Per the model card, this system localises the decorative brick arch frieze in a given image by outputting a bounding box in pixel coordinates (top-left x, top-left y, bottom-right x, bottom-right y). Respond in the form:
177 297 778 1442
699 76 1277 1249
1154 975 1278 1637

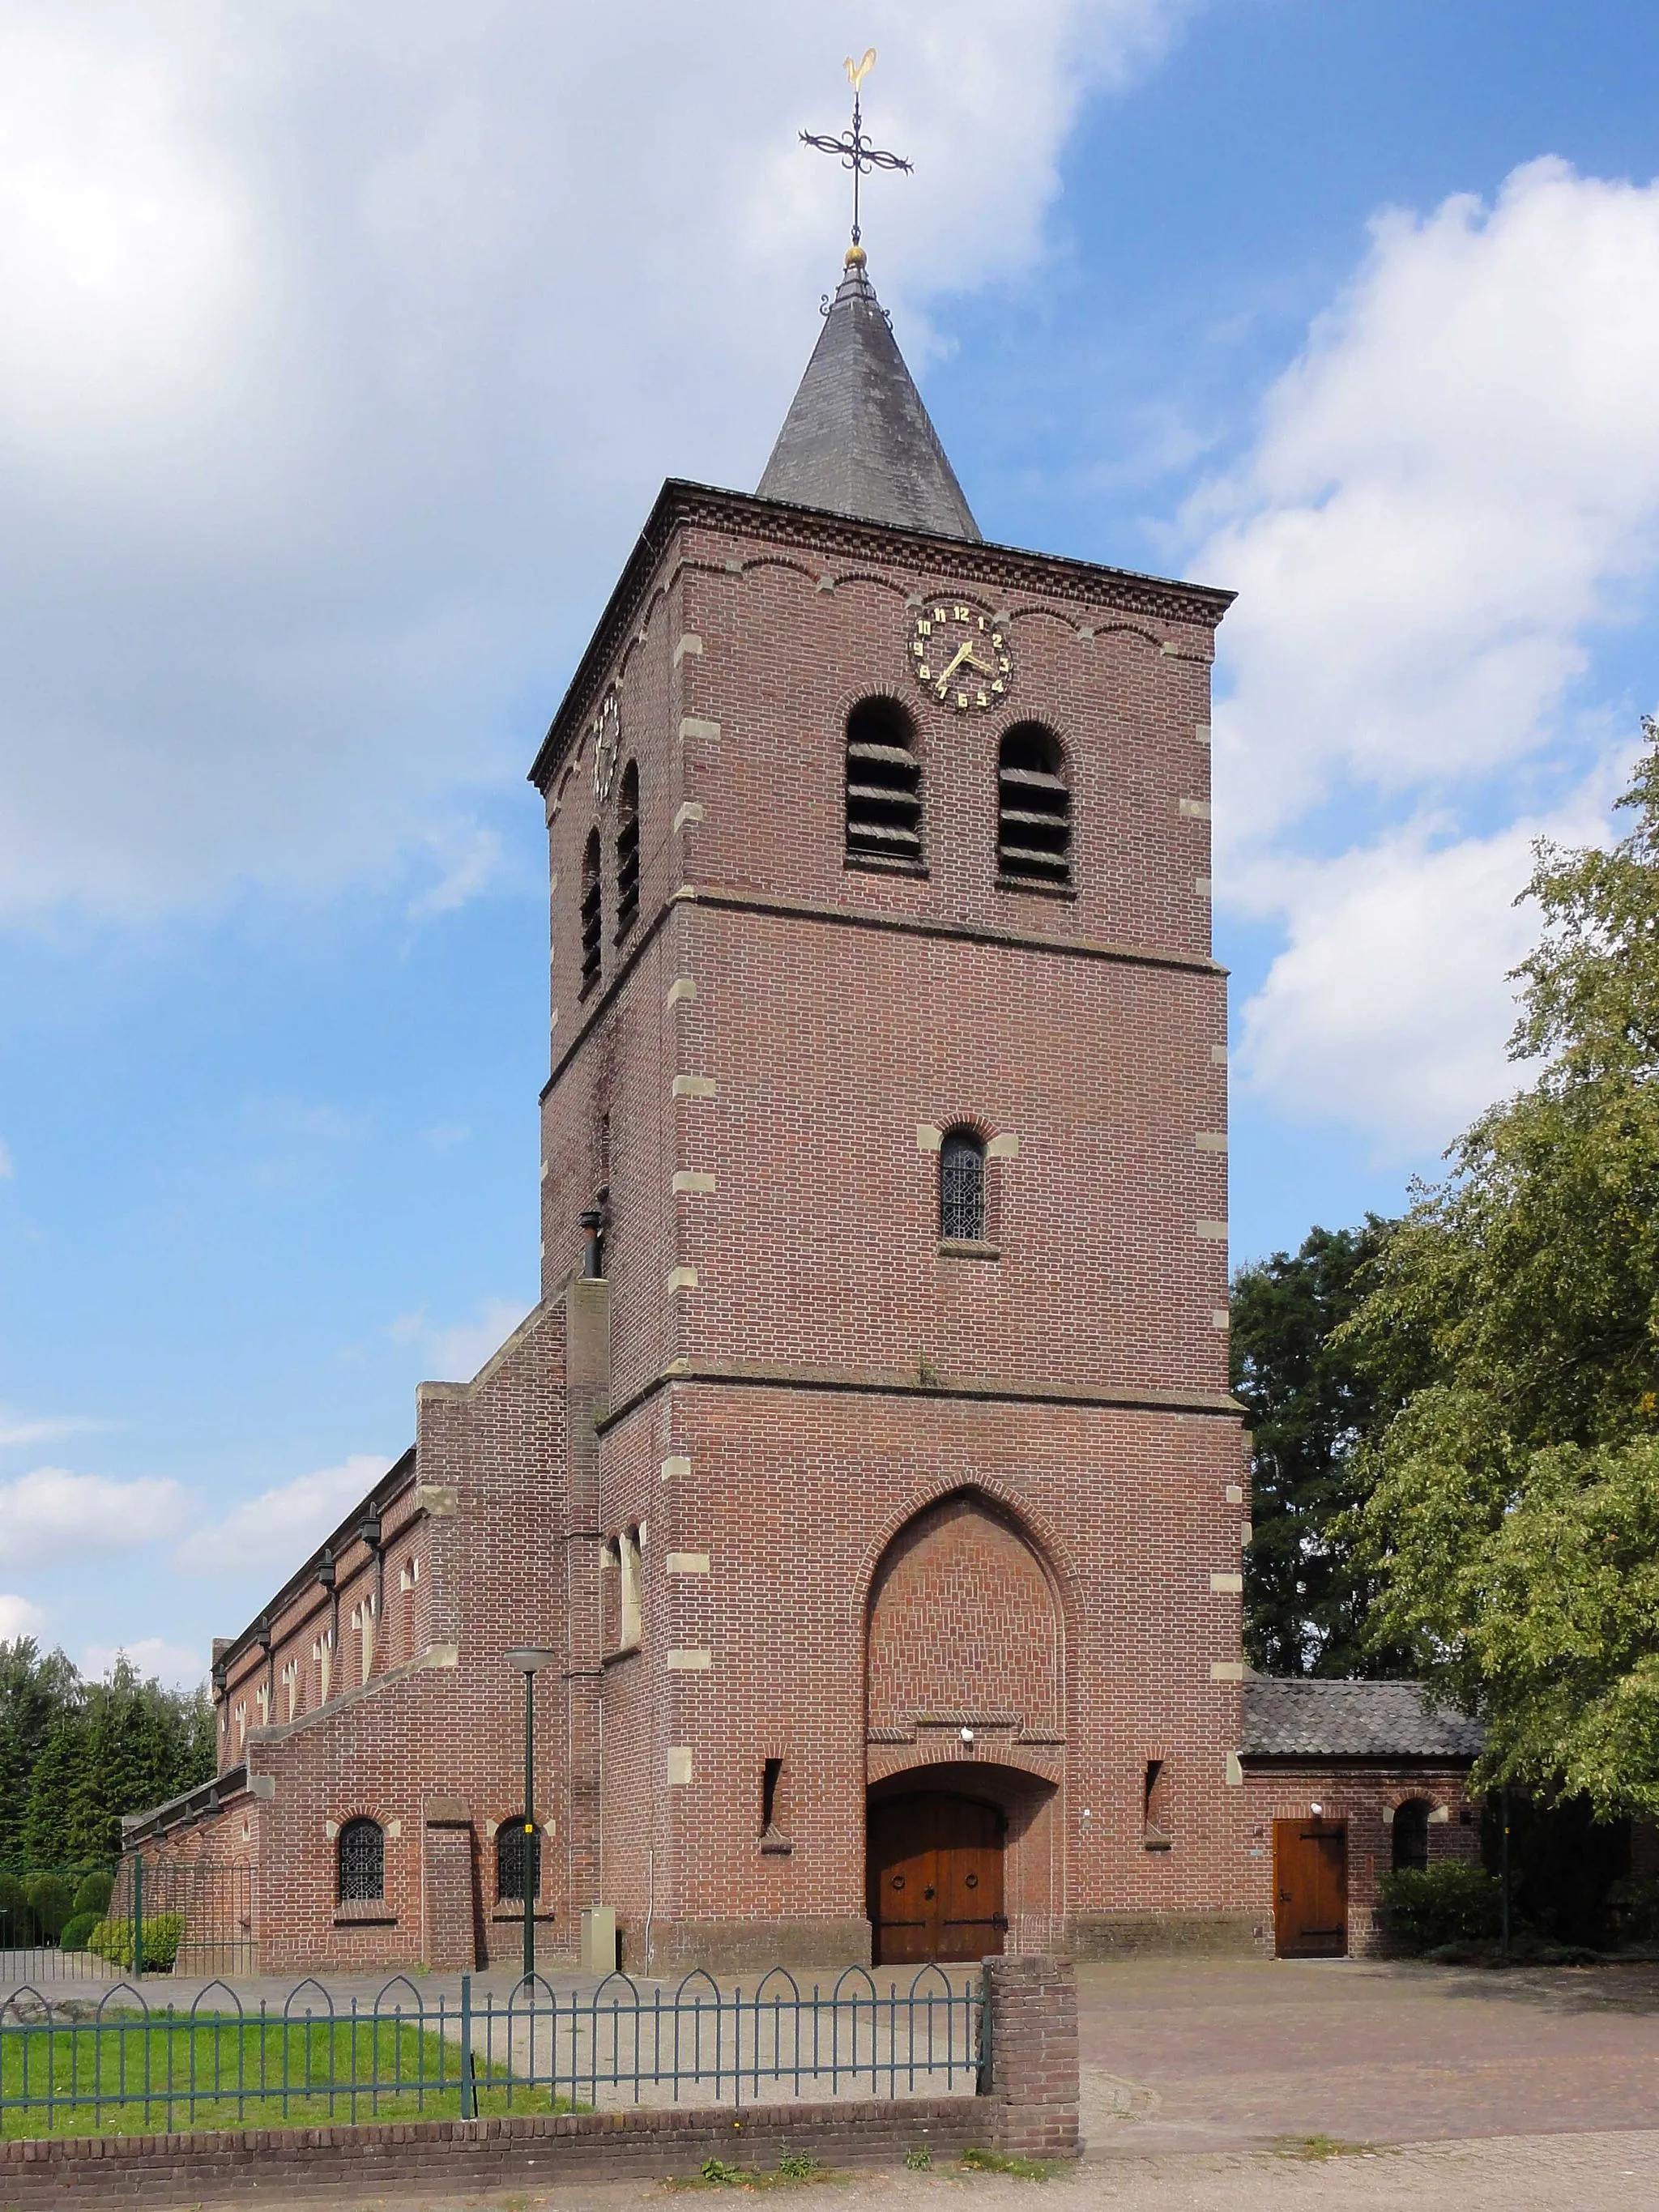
860 1486 1072 1760
851 1478 1080 1630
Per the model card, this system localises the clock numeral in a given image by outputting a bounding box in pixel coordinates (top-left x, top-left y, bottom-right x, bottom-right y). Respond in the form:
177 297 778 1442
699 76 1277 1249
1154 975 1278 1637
911 640 924 656
957 691 969 709
918 664 931 681
917 619 932 636
992 680 1004 695
953 604 970 621
936 681 949 698
998 656 1011 673
977 615 987 629
992 633 1003 648
933 607 946 622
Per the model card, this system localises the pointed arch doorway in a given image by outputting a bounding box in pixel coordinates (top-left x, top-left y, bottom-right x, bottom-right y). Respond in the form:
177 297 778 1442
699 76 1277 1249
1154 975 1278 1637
868 1791 1006 1964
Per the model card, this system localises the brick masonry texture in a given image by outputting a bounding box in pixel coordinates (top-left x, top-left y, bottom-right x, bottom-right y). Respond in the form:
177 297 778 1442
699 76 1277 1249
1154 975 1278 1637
122 481 1457 1975
0 2096 980 2210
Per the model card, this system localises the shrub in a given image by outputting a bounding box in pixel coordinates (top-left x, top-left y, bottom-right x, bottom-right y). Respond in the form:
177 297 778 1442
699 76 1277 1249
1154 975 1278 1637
23 1872 74 1941
73 1869 115 1919
58 1912 100 1952
0 1872 32 1948
1606 1876 1659 1946
87 1912 184 1972
1376 1863 1503 1950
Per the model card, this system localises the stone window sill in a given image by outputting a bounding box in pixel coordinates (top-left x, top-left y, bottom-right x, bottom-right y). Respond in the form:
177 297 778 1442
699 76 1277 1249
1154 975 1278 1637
1143 1833 1172 1854
490 1908 557 1924
602 1641 642 1668
333 1910 397 1927
939 1240 1001 1261
995 874 1075 901
761 1827 794 1857
845 854 929 880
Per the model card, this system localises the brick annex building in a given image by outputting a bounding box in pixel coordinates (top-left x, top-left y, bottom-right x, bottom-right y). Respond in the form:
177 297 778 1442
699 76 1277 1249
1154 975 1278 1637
126 248 1482 1972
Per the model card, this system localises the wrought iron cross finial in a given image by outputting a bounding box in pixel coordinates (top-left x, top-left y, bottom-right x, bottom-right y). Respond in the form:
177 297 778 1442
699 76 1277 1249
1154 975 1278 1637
799 47 912 252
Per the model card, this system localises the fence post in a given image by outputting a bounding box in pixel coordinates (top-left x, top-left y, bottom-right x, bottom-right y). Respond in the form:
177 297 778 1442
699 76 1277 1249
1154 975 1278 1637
132 1852 144 1979
459 1973 476 2120
979 1954 1078 2159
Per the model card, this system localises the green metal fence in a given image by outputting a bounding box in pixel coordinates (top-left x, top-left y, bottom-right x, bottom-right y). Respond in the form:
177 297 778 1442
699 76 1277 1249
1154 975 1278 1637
1 1967 984 2139
0 1859 250 1984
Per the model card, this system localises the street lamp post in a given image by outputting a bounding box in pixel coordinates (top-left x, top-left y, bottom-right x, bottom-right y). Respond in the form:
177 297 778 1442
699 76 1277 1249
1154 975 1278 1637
505 1648 557 1984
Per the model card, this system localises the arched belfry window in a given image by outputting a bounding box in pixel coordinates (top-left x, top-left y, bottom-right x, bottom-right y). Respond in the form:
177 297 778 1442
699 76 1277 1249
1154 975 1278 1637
846 698 921 865
940 1129 987 1242
580 828 603 993
496 1817 543 1903
998 724 1071 884
337 1818 384 1902
616 761 640 938
1392 1799 1431 1874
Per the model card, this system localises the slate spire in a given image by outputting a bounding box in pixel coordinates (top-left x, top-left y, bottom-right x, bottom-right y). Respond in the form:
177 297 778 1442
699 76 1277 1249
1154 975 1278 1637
757 250 981 543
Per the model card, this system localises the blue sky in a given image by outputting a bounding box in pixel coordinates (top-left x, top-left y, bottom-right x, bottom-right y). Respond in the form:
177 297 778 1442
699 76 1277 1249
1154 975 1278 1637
3 0 1658 1686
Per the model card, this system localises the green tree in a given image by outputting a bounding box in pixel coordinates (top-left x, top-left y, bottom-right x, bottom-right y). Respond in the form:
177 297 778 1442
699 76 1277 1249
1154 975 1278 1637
1230 1221 1416 1676
0 1639 79 1863
1350 717 1659 1815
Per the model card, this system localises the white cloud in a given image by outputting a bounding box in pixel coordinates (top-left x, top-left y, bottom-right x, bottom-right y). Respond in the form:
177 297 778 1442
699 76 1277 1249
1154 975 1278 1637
394 1295 531 1381
1192 157 1659 1151
0 0 1188 923
173 1453 392 1577
0 1466 188 1570
0 1408 112 1450
0 1593 48 1641
81 1637 206 1691
1198 158 1659 863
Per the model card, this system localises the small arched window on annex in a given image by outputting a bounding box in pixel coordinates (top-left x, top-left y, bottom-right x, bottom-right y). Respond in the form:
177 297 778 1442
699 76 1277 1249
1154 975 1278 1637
1392 1798 1431 1875
845 697 922 869
997 723 1072 888
939 1126 987 1244
615 761 640 940
337 1817 385 1903
579 828 603 995
496 1815 543 1904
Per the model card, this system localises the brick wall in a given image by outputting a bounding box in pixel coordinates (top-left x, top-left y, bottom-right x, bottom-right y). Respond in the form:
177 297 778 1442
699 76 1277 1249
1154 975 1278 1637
1242 1761 1481 1955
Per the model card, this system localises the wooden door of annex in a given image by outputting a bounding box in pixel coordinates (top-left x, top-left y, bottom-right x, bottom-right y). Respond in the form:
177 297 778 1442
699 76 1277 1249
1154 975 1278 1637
868 1793 1006 1965
1273 1818 1349 1957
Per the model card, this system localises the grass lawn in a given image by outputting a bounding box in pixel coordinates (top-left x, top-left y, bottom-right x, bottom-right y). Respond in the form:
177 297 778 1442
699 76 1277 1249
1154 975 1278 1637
1 2013 582 2139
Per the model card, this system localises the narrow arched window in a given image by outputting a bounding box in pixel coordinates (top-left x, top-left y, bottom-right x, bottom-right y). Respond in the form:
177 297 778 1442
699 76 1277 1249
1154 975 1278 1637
580 828 603 993
496 1817 542 1903
846 697 921 865
337 1818 384 1902
998 724 1071 884
616 761 640 938
1392 1799 1431 1874
940 1129 987 1242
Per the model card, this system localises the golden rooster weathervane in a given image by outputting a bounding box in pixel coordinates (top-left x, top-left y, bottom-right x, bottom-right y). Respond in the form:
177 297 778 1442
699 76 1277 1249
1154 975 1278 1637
799 47 912 262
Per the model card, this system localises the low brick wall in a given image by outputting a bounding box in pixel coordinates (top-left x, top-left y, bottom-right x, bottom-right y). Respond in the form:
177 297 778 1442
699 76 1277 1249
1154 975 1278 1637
0 1957 1080 2206
0 2096 978 2210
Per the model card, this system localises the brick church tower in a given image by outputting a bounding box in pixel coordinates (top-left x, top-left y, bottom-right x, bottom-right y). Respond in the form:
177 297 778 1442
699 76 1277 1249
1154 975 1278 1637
528 245 1249 1967
169 241 1260 1978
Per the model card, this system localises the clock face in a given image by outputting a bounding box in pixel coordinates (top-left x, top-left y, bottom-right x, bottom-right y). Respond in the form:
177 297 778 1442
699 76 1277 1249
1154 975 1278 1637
591 691 621 803
911 602 1012 713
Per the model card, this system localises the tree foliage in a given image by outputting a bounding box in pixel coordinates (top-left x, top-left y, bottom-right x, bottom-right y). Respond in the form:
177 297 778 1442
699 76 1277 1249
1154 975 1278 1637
0 1639 214 1870
1230 1221 1415 1676
1350 718 1659 1815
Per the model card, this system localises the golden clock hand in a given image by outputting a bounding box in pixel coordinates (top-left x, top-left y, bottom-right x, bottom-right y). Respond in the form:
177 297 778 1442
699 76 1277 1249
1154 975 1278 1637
937 641 972 682
962 646 996 675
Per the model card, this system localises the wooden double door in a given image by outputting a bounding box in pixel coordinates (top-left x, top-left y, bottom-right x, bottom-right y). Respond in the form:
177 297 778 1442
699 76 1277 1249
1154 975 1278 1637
1273 1818 1349 1957
868 1792 1007 1965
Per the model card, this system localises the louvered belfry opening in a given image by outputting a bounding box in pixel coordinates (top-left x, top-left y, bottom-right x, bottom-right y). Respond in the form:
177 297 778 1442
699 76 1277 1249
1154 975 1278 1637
998 723 1071 884
845 697 922 865
580 828 603 994
616 760 640 938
